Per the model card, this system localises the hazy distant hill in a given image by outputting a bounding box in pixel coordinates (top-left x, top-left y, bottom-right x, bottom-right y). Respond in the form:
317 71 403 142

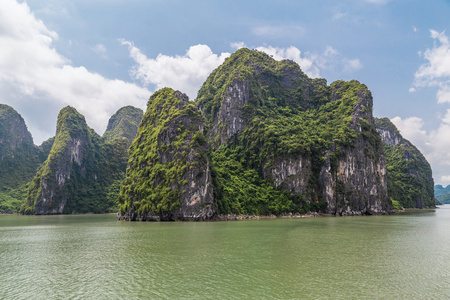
0 104 142 214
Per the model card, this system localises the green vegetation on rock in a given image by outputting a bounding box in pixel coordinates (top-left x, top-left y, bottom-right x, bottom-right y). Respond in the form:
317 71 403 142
18 105 142 214
119 48 390 220
0 104 45 212
118 88 214 220
375 117 435 208
103 106 143 145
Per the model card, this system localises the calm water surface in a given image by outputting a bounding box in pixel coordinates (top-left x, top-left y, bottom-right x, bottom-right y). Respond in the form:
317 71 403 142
2 206 450 299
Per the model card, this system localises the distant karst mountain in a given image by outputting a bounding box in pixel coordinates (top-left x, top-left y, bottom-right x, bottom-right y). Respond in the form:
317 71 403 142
375 117 435 208
434 185 450 204
118 48 392 221
0 104 49 212
19 106 142 214
0 104 142 214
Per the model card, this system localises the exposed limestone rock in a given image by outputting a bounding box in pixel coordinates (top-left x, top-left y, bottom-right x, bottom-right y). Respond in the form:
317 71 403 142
118 88 215 221
375 117 435 208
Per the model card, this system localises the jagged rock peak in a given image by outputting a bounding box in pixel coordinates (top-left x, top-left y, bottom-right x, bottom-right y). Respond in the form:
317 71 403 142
55 106 89 138
375 117 435 208
374 117 402 147
195 48 328 147
118 88 214 221
103 106 143 145
0 104 34 155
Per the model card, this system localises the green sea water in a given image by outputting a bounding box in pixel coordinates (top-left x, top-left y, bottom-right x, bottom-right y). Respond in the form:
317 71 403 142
1 206 450 299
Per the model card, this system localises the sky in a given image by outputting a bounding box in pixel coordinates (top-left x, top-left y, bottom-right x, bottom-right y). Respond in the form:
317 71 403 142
1 0 450 185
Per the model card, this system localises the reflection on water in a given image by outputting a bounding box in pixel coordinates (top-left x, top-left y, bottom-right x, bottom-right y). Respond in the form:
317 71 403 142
1 207 450 299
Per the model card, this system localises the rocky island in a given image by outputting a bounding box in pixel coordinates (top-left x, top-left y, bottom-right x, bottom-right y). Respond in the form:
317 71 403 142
118 48 393 220
0 48 437 218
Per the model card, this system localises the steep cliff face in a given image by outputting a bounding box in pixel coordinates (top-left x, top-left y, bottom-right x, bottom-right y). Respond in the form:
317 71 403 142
0 104 42 212
375 117 435 208
23 107 97 214
195 48 390 216
0 104 34 157
21 105 142 214
103 106 143 145
118 88 214 221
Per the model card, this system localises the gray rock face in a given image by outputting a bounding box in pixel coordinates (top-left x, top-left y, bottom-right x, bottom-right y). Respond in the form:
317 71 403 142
263 81 390 215
377 128 402 147
208 80 249 147
33 107 91 214
118 89 215 221
263 156 312 195
375 117 435 208
319 140 389 215
0 104 34 160
319 84 389 215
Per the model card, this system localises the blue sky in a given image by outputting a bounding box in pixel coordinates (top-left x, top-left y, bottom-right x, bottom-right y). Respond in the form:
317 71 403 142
1 0 450 184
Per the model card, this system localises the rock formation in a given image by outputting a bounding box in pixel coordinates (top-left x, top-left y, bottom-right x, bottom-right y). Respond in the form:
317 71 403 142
0 104 43 212
119 48 392 220
375 117 435 208
118 88 214 220
21 106 142 214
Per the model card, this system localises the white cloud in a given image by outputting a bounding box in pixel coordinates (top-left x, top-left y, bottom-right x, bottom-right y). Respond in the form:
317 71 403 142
121 40 230 100
93 43 107 59
252 25 306 39
407 30 450 184
0 0 149 144
230 41 246 50
391 114 450 185
440 175 450 185
414 30 450 103
122 40 364 102
343 58 363 73
437 85 450 104
254 45 320 78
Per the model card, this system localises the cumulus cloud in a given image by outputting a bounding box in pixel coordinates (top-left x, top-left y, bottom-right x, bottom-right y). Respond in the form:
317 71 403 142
254 45 320 78
229 43 362 79
0 0 149 144
406 30 450 184
122 40 364 102
391 114 450 185
413 30 450 103
121 40 230 100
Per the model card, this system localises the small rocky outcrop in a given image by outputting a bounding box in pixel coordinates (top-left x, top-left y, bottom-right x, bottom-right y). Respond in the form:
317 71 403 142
118 88 214 221
375 117 435 208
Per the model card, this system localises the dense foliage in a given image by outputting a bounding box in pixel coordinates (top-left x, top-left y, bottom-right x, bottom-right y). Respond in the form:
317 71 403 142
118 88 208 218
103 106 143 145
0 104 46 212
375 118 435 208
195 48 383 215
18 106 141 214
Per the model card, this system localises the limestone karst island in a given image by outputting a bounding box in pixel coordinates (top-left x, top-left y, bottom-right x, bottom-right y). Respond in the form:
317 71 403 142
0 48 436 219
